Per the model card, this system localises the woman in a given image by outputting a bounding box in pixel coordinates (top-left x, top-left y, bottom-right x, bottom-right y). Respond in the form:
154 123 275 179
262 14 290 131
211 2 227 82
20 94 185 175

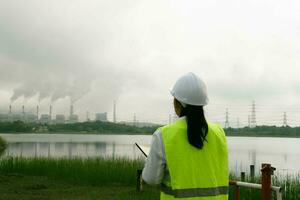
142 72 229 200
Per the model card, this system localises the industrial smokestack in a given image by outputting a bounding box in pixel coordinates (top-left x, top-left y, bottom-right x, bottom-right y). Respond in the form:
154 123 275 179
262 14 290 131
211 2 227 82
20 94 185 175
36 105 39 121
86 111 90 122
70 104 74 116
22 105 25 122
49 105 52 120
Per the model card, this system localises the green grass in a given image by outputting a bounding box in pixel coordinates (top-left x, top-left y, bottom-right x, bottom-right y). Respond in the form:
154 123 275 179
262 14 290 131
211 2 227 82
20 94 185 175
0 174 160 200
1 157 300 199
273 173 300 200
0 136 7 157
229 172 300 200
0 157 144 186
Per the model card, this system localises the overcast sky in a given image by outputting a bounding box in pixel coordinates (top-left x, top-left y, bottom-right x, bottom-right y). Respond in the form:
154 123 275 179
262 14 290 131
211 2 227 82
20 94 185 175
1 0 300 126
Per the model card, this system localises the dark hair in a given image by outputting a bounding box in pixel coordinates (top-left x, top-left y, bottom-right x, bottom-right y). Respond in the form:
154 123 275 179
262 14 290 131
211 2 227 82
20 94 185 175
180 105 208 149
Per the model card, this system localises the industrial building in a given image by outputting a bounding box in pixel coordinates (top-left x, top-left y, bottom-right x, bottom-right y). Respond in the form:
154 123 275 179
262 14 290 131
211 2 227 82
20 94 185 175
68 105 79 123
0 104 112 124
40 114 51 124
12 114 23 122
0 105 67 124
55 114 66 124
69 114 79 123
0 114 9 122
95 112 108 122
26 114 37 123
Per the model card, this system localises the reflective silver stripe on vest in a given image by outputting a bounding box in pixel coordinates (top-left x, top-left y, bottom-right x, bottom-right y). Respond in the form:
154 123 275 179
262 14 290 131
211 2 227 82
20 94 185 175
161 184 228 198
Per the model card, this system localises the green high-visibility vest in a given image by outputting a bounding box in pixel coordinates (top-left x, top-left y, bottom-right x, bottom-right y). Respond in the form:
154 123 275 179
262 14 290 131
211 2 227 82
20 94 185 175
160 118 229 200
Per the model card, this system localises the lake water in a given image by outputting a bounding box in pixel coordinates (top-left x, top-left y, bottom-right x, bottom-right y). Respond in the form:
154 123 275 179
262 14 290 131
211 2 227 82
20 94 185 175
1 133 300 175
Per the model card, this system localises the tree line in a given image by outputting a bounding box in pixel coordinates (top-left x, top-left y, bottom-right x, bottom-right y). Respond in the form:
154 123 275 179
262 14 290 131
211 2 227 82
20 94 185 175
0 121 158 134
0 121 300 137
224 125 300 137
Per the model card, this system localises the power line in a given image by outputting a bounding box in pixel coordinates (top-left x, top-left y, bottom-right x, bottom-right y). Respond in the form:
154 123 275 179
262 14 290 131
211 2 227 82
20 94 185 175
113 100 116 123
86 111 90 122
283 112 287 127
251 100 256 128
225 108 229 128
133 113 137 126
248 115 251 127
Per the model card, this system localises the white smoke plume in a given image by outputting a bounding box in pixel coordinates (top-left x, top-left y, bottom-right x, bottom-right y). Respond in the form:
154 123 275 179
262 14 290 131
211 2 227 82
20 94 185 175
10 77 92 104
10 83 37 103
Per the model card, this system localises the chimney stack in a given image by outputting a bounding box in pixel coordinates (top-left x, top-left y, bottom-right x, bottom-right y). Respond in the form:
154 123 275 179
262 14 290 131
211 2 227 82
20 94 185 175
22 105 25 122
49 105 52 120
70 104 74 116
36 105 39 121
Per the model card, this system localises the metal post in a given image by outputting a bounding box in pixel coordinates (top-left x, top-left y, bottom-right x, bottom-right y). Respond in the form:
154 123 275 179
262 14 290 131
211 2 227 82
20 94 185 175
234 186 240 200
250 165 255 182
261 163 275 200
112 142 115 160
241 172 245 182
229 181 240 200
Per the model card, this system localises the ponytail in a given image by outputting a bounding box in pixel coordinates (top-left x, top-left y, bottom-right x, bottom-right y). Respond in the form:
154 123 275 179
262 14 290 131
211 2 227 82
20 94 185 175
180 105 208 149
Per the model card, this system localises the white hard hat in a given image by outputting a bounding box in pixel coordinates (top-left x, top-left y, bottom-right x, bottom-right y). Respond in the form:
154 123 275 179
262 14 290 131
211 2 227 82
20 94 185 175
170 72 208 106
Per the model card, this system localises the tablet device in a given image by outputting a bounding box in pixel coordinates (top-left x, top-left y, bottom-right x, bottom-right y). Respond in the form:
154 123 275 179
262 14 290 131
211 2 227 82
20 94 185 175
135 143 149 157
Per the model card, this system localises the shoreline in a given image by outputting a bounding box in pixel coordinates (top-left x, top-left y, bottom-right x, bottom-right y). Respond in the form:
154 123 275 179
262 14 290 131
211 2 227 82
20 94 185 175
1 132 300 138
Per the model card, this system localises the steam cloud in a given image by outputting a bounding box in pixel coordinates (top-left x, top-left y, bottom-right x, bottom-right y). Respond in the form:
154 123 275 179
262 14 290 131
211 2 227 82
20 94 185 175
2 0 300 123
0 0 141 109
10 78 91 104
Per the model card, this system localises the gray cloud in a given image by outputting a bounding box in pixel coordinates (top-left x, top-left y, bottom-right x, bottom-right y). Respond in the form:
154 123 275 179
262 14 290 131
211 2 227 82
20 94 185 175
0 0 148 109
1 0 300 125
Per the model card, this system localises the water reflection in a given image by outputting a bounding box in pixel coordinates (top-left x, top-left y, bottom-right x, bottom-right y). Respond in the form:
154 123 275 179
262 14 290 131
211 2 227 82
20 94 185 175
1 134 300 174
6 142 108 158
228 143 300 175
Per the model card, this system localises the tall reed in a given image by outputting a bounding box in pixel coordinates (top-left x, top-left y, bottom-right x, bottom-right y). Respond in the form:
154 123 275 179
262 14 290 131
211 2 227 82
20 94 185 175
0 136 7 157
0 157 300 199
0 156 144 186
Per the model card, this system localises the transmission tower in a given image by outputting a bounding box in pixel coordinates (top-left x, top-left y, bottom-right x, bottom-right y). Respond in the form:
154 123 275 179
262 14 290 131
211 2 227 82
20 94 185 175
237 117 240 129
113 100 116 123
251 101 256 128
22 105 25 121
133 113 137 126
86 111 90 122
248 115 251 127
225 108 229 128
283 112 287 127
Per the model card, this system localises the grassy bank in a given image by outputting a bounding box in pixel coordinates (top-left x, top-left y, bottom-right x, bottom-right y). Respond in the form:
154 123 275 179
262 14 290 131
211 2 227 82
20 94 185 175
0 157 144 186
0 157 300 199
0 136 6 156
0 174 159 200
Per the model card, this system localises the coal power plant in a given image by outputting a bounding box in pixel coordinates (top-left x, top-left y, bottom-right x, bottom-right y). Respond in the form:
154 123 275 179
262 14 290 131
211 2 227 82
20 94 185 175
0 104 108 124
0 94 115 125
0 93 115 124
